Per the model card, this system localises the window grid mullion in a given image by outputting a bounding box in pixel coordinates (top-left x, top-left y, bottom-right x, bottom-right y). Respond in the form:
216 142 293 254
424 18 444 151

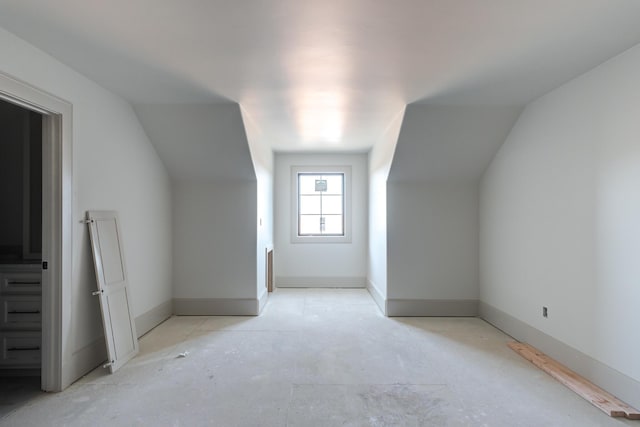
319 174 323 234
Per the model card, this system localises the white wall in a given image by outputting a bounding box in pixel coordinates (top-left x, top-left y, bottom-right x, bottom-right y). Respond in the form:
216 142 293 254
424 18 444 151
380 105 517 310
274 153 367 286
387 182 479 301
0 26 172 382
367 171 388 296
254 168 273 303
481 42 640 392
367 109 405 301
172 180 257 299
135 104 263 310
242 108 274 305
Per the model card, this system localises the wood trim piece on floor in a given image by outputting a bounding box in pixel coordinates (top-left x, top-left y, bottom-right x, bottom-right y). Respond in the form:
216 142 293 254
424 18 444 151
386 299 478 317
135 300 173 338
173 298 260 316
276 276 366 288
480 301 640 410
266 249 274 293
366 279 386 315
508 342 639 419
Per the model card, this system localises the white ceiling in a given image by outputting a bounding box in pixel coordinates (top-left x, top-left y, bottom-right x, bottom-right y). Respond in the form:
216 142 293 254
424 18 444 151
389 105 523 182
1 1 640 153
134 104 255 181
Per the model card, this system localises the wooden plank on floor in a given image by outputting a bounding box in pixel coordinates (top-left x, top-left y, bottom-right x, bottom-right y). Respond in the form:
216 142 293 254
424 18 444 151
508 342 640 420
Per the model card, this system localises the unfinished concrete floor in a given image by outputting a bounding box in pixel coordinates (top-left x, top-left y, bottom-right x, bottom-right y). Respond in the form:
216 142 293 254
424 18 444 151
0 288 634 426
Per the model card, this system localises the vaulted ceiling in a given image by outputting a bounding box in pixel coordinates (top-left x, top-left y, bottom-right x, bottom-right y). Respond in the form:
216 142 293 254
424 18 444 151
1 1 640 157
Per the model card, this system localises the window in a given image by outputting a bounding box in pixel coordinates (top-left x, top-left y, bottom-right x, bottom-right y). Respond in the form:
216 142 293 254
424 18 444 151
298 173 344 236
291 166 351 243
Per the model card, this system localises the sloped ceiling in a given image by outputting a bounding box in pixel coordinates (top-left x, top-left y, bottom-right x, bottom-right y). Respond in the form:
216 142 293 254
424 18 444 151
389 105 523 182
1 0 640 156
133 104 255 182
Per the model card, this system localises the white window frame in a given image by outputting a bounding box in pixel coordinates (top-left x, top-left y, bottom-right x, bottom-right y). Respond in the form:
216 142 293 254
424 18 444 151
291 165 352 243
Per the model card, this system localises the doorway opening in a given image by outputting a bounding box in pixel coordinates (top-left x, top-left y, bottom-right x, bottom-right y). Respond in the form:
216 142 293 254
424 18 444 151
0 71 72 394
0 99 45 413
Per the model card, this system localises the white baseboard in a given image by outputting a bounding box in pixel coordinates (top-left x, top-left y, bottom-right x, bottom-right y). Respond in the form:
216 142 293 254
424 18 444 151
276 276 365 288
386 299 478 317
480 301 640 410
63 337 106 389
366 279 386 315
135 300 173 338
62 299 172 388
173 298 260 315
257 289 269 314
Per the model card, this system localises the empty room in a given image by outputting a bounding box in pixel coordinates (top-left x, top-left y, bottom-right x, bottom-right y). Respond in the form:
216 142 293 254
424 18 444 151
0 1 639 426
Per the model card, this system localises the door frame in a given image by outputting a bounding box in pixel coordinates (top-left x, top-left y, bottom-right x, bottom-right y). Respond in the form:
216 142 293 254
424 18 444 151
0 71 72 392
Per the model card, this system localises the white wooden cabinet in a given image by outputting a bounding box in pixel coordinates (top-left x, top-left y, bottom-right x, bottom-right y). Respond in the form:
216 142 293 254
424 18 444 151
0 264 41 369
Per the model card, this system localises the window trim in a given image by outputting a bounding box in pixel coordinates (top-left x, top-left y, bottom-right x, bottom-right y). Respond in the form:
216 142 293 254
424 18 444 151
291 165 352 243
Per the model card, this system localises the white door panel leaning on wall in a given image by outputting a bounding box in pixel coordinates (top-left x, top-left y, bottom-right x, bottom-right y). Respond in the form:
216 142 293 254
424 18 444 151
86 210 138 373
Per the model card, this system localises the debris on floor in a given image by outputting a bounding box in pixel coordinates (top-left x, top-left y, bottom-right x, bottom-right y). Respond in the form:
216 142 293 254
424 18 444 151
508 341 639 420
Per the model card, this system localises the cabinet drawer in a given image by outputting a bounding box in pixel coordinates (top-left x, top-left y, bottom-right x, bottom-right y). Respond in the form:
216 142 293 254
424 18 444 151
0 332 41 366
1 296 41 329
1 272 42 294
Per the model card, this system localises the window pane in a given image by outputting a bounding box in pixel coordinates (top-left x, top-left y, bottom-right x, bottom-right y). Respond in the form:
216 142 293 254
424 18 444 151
323 215 344 235
299 215 321 235
299 174 319 194
321 195 343 215
299 195 320 215
324 174 343 195
295 169 347 239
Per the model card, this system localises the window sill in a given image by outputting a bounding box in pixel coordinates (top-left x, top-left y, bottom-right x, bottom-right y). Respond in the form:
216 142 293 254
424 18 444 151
291 235 352 244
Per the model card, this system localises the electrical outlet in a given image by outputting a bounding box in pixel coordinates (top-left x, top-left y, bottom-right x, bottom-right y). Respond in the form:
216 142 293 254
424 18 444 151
542 306 548 318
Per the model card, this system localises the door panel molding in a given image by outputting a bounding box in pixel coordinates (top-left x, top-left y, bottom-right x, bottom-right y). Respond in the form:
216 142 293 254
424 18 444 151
86 211 138 373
